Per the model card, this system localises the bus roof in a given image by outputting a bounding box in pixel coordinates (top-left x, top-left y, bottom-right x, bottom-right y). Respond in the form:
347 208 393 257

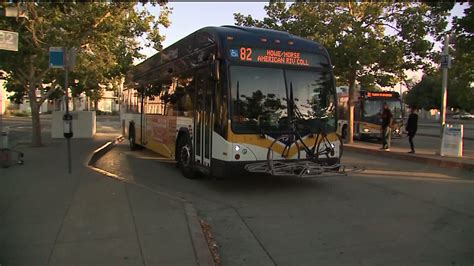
132 26 330 83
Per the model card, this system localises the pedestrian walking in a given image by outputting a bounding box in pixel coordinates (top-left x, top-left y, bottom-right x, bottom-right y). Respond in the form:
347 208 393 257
380 102 393 151
406 107 418 153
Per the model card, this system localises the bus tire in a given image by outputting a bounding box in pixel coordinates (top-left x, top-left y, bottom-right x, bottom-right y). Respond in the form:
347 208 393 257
129 124 137 151
176 136 197 179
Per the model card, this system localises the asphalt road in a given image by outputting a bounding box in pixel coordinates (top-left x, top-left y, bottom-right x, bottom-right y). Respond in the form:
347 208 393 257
96 143 474 266
0 115 51 147
418 118 474 139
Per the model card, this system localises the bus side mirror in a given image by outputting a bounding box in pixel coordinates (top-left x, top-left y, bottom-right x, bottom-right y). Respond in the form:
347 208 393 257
210 56 220 81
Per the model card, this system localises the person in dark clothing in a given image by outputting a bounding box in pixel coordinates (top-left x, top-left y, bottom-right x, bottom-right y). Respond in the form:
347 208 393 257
405 107 418 153
380 102 393 150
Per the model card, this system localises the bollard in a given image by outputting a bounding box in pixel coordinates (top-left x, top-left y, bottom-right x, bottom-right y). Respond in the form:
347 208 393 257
1 127 9 149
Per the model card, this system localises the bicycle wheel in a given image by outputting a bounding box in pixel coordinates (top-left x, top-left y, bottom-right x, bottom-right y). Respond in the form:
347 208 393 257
314 134 343 166
267 134 301 175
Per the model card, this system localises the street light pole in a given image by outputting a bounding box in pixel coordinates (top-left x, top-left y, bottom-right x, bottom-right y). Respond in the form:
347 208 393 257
440 34 449 133
64 47 72 174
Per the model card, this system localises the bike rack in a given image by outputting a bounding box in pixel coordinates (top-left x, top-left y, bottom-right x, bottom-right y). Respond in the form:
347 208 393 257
245 160 363 178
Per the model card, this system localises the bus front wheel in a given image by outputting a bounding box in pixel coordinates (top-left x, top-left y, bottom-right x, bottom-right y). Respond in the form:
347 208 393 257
176 137 197 179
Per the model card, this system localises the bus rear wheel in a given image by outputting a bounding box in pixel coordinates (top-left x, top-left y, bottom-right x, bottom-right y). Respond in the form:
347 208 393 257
177 137 197 179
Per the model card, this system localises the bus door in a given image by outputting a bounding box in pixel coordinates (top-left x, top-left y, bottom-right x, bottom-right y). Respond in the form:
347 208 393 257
194 68 213 167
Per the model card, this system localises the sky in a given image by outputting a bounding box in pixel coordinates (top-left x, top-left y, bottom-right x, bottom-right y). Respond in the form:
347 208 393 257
138 2 469 91
138 2 267 58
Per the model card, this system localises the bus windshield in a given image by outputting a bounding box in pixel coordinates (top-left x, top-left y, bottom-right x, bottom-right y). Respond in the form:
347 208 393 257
363 99 402 120
230 65 336 133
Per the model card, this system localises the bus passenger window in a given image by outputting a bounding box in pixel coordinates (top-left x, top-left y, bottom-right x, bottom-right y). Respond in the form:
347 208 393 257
176 76 194 117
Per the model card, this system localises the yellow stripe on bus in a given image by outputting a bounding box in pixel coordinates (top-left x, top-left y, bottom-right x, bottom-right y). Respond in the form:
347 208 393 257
227 124 339 157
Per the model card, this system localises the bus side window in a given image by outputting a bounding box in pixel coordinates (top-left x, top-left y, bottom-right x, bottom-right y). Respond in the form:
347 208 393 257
160 80 176 116
175 73 194 117
141 83 160 115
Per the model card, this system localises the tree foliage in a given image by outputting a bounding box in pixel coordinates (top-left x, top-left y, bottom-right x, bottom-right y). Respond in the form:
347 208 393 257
234 2 451 142
450 2 474 111
406 2 474 112
0 2 170 146
405 74 441 110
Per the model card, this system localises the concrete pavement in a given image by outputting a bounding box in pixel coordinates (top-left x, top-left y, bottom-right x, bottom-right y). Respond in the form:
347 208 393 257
0 122 213 265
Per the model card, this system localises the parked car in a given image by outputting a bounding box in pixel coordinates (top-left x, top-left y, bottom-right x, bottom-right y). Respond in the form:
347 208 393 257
452 112 474 120
460 112 474 120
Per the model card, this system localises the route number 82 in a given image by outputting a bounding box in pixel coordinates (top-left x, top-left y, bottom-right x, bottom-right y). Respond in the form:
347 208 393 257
240 47 252 61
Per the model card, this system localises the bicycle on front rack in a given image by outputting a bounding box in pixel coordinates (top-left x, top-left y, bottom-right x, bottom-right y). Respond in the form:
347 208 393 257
244 82 353 178
265 119 343 178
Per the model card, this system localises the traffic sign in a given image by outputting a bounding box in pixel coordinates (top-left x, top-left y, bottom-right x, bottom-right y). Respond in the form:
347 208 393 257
49 47 65 68
441 54 451 69
0 30 18 52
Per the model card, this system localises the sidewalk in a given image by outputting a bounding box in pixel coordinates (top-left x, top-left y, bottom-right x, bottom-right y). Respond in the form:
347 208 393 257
345 140 474 172
0 131 213 265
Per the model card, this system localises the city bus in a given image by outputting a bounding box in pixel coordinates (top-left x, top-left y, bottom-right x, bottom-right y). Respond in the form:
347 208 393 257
337 89 403 140
121 26 339 178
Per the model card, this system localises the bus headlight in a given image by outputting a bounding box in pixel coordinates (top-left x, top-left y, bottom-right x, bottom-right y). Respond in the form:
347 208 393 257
235 145 240 151
363 128 370 133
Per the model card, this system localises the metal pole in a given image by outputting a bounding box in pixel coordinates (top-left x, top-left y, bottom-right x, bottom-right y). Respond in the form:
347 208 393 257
64 47 72 174
439 34 449 154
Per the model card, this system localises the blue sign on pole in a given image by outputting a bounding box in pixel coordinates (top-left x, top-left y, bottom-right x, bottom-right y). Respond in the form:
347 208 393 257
49 47 64 68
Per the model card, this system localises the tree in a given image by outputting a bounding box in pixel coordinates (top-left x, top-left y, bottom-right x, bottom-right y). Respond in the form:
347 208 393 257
406 70 471 111
451 2 474 111
405 74 441 110
0 2 170 146
235 2 451 143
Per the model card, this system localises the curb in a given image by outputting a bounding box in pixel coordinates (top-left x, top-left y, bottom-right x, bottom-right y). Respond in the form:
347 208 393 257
345 145 474 172
87 136 215 266
185 203 216 266
87 135 124 166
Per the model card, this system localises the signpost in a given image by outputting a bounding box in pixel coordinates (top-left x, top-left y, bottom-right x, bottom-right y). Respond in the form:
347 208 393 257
0 30 18 52
49 47 65 68
50 47 76 173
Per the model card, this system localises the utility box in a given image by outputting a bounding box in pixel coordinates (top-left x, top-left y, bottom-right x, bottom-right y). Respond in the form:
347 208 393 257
52 111 96 138
441 124 463 157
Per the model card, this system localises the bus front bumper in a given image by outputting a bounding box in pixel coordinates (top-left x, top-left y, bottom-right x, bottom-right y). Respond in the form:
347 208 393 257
211 158 340 178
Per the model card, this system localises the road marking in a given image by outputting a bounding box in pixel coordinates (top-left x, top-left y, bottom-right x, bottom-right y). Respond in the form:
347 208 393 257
358 169 474 183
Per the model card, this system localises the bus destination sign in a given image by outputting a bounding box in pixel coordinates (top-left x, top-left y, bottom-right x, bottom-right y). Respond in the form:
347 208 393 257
229 47 327 67
367 92 396 98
